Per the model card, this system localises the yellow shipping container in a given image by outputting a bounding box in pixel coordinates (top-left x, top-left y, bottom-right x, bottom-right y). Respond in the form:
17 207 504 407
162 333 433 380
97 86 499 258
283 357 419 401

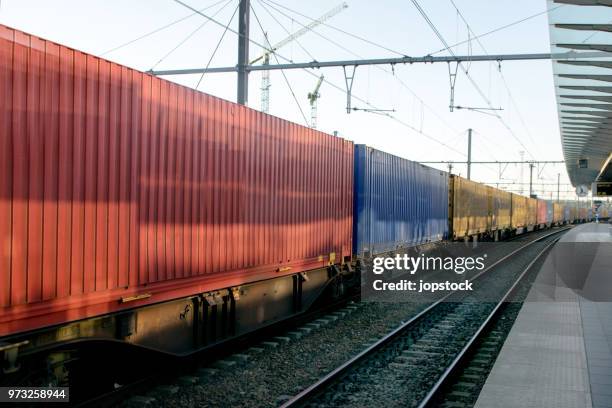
489 186 512 230
450 176 489 238
569 203 577 222
553 202 564 223
511 193 528 229
527 197 538 228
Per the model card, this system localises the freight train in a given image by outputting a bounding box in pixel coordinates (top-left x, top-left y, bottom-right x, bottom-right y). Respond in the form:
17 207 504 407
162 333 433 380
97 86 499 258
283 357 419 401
0 24 606 384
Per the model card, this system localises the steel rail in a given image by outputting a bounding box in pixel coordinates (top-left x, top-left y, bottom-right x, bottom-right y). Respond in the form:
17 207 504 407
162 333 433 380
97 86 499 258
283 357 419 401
280 227 570 408
417 234 561 408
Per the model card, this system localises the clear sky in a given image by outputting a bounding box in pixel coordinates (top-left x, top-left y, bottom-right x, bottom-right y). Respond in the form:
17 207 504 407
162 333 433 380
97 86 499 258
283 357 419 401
0 0 584 199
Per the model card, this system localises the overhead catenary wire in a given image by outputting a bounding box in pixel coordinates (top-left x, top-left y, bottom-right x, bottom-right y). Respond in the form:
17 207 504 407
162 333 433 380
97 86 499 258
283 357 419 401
255 0 316 62
150 0 234 71
257 0 468 156
258 0 463 137
259 0 362 65
471 129 500 162
579 17 612 44
172 0 278 55
100 0 229 56
430 3 566 55
447 0 561 184
262 0 566 68
264 0 408 57
316 75 469 157
245 0 570 142
448 0 542 156
195 2 239 90
250 3 310 126
171 0 466 157
307 70 468 156
410 0 537 162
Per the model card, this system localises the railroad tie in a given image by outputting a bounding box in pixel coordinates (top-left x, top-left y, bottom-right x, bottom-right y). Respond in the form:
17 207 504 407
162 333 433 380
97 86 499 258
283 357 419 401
228 354 250 363
151 385 179 397
261 341 280 349
176 376 200 386
124 395 156 408
214 359 237 369
286 331 303 340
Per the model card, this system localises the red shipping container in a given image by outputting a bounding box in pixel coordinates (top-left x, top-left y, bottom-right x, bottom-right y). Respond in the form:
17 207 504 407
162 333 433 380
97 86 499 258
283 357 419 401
0 24 354 337
536 199 547 225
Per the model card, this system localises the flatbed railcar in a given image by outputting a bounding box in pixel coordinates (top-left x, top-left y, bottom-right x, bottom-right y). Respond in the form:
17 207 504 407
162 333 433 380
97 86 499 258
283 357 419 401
0 23 355 378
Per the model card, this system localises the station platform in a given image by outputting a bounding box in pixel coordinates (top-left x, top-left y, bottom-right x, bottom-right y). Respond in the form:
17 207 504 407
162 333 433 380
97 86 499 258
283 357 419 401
476 222 612 408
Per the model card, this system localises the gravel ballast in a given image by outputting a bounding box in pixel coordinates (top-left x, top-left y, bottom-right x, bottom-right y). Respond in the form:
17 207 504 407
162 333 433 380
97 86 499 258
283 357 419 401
122 228 569 408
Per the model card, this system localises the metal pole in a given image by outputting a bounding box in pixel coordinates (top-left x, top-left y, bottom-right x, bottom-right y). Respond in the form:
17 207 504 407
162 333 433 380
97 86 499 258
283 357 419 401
557 173 560 202
518 151 525 195
467 129 472 180
237 0 250 105
150 51 608 76
529 163 534 197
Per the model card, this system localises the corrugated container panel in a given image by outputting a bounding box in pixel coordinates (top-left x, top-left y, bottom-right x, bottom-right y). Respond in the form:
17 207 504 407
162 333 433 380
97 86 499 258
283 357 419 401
511 194 528 229
489 187 511 230
527 197 538 227
352 145 448 256
569 204 577 222
536 199 547 225
548 201 554 223
553 203 564 223
451 176 489 238
0 24 354 336
546 201 553 224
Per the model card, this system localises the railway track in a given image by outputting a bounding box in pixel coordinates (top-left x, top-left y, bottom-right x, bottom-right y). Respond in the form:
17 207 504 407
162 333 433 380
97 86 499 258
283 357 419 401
419 236 557 408
79 228 568 407
280 228 568 408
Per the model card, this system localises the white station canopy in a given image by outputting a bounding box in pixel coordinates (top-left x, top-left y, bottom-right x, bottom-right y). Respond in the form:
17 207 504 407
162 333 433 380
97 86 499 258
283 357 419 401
548 0 612 186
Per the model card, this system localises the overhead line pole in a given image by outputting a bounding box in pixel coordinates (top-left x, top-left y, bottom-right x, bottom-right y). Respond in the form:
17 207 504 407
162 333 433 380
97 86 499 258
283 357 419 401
529 163 534 197
149 51 606 76
237 0 250 105
467 128 472 180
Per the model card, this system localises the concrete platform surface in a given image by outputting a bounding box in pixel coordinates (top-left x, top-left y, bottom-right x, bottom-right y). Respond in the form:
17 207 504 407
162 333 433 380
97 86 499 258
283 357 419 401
475 222 612 408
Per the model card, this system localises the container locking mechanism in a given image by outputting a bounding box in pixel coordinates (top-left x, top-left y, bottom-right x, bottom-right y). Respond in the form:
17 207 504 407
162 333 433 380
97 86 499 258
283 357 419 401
203 290 227 306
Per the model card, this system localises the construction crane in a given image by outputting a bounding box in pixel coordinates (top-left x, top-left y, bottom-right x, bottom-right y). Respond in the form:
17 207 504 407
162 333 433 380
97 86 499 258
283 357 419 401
251 2 348 113
308 75 324 129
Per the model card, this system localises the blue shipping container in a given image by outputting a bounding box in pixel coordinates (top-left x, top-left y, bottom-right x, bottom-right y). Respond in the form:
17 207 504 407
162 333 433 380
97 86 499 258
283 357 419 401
546 201 554 224
353 145 449 256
